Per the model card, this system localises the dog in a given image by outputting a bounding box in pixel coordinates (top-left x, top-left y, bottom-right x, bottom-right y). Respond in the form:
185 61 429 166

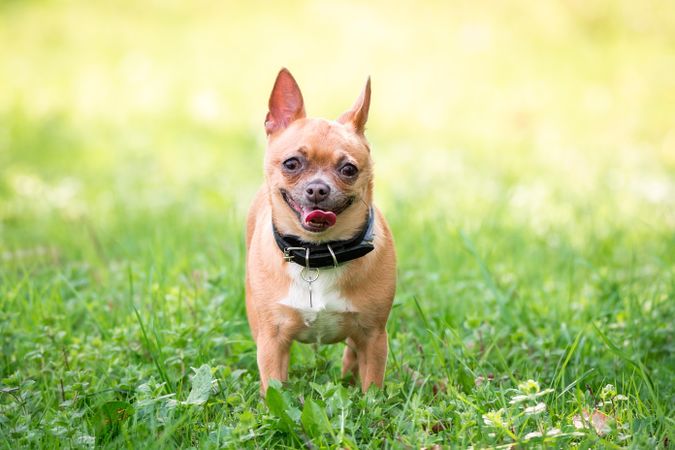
245 68 396 393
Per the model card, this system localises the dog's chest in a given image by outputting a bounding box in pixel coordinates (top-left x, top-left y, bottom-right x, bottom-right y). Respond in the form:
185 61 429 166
278 265 355 343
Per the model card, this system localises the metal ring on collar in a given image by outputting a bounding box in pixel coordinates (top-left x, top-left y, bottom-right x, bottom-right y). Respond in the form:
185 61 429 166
301 266 320 283
302 247 320 282
326 243 338 267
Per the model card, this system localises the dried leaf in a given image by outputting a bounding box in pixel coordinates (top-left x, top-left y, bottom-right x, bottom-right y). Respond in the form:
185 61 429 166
573 409 611 436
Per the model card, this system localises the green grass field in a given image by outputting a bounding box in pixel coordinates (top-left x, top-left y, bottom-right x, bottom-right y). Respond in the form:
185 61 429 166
1 0 673 448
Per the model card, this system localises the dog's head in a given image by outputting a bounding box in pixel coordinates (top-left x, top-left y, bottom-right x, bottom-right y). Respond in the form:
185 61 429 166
263 69 373 242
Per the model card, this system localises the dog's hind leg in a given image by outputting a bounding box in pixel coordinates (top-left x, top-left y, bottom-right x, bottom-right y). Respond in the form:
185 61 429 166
341 337 359 379
346 329 388 391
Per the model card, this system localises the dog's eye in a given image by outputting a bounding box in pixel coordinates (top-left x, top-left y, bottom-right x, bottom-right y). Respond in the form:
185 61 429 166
282 157 301 172
339 163 358 178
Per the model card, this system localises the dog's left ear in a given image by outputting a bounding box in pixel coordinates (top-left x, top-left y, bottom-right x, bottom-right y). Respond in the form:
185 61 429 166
337 77 371 135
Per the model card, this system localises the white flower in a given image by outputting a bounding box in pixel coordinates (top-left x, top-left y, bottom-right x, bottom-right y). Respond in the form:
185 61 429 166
518 379 541 393
509 394 528 404
509 388 554 404
524 402 547 415
482 409 507 427
525 427 561 441
600 384 617 400
524 431 542 440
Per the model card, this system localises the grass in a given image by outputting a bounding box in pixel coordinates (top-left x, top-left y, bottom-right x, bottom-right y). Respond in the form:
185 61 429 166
1 0 674 448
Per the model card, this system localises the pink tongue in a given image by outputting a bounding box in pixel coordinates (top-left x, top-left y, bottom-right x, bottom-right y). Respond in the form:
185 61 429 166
304 209 337 227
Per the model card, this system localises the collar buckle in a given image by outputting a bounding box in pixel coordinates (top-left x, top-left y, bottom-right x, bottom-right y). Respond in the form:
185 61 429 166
283 246 306 263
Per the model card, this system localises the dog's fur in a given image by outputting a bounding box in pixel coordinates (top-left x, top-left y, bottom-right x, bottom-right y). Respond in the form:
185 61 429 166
245 69 396 393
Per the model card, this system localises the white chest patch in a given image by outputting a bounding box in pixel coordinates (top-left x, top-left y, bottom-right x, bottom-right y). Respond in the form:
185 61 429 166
278 264 355 343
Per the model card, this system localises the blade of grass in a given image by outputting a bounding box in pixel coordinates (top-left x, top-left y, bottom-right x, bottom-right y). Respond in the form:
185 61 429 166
128 265 174 393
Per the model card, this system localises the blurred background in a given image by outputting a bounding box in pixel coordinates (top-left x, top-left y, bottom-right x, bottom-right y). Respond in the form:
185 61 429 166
1 0 673 260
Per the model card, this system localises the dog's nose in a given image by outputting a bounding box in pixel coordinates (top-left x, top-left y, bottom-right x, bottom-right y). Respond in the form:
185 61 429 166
304 181 331 203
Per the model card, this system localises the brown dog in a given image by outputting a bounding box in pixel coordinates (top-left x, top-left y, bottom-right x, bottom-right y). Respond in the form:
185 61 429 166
245 68 396 393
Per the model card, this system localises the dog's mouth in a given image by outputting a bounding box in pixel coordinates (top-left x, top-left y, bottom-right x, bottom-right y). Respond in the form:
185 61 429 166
280 189 353 232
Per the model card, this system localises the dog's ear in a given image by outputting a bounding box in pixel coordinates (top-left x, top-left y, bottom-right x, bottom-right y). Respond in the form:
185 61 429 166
265 68 306 136
337 77 371 135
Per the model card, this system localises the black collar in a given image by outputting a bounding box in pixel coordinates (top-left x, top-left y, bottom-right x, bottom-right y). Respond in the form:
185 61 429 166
273 207 375 268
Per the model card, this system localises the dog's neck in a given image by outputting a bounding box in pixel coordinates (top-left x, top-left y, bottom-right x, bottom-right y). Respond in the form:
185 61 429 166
272 207 375 269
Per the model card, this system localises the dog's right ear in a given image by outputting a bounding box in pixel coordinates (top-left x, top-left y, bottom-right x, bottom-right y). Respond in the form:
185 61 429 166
265 68 306 136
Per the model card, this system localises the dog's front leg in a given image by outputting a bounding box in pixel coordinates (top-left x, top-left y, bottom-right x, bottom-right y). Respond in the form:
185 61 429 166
256 332 291 394
354 329 388 392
